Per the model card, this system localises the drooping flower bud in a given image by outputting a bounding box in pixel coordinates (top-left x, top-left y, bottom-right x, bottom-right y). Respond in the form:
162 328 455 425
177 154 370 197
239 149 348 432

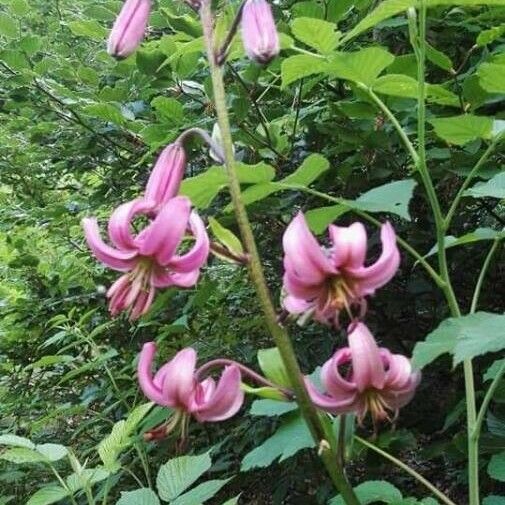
107 0 151 59
240 0 280 64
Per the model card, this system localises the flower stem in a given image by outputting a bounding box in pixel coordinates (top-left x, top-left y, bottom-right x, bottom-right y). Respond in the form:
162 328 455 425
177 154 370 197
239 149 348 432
470 239 501 314
199 2 359 503
354 436 458 505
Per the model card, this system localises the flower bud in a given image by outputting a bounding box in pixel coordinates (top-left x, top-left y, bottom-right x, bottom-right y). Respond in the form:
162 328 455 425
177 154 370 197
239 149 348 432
240 0 280 64
107 0 151 59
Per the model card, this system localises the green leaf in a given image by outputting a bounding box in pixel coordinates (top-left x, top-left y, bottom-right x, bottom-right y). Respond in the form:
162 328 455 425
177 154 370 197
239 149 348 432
477 25 505 46
208 218 243 256
488 452 505 482
292 1 325 18
426 42 453 71
478 62 505 94
464 172 505 199
241 414 314 471
305 205 349 234
291 17 340 54
116 489 160 505
10 0 30 16
0 447 47 464
67 20 108 41
156 452 212 501
241 384 287 401
281 54 328 87
84 103 126 127
36 444 68 462
0 13 18 38
25 355 74 370
0 434 35 449
430 115 494 145
26 486 69 505
151 97 184 124
221 496 241 505
373 74 418 98
327 47 395 86
282 153 330 185
453 312 505 365
484 359 505 382
249 399 298 416
257 348 291 387
330 480 402 504
66 468 110 493
412 318 459 369
170 479 232 505
483 496 505 505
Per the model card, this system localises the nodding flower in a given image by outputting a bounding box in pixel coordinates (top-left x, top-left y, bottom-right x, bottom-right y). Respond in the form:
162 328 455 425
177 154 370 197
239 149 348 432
138 343 245 439
107 0 151 59
282 212 400 327
240 0 280 64
305 322 420 424
82 196 209 320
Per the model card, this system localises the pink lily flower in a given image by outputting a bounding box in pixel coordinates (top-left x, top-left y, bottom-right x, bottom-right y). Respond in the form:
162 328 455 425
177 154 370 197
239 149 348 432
306 322 420 423
144 143 186 210
282 212 400 326
241 0 280 64
107 0 151 59
138 342 244 424
82 196 209 320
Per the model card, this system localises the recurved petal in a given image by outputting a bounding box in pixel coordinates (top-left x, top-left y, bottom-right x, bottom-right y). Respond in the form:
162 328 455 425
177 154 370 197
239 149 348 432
384 353 416 389
168 211 209 273
282 294 314 314
137 342 171 406
161 348 197 409
283 212 334 283
305 377 357 414
328 222 367 269
346 222 400 296
321 349 356 398
151 269 200 289
136 196 191 263
82 217 138 271
348 322 386 392
193 365 244 422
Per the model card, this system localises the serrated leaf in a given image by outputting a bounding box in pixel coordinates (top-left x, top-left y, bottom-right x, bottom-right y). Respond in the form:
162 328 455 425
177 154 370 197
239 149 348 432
327 47 395 86
241 414 314 471
330 480 402 504
478 62 505 94
291 17 340 54
170 479 232 505
281 54 328 87
26 486 69 505
116 488 160 505
249 399 298 416
156 452 212 501
151 97 184 124
464 172 505 199
84 103 126 127
0 434 35 449
430 114 494 145
412 318 458 369
488 452 505 482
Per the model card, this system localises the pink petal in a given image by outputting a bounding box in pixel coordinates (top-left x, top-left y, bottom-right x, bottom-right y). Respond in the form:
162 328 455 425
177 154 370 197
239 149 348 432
151 270 200 288
282 271 326 300
305 377 357 414
348 322 386 392
136 196 191 263
107 0 151 58
145 143 186 207
82 218 138 271
167 211 210 273
283 212 334 284
193 365 244 422
107 198 153 251
137 342 171 406
129 286 156 320
346 222 400 296
282 294 315 314
328 222 367 269
321 349 357 398
384 353 415 389
161 348 197 410
107 274 132 315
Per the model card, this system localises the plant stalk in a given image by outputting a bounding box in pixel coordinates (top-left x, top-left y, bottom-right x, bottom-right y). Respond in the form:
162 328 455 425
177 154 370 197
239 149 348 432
199 2 359 502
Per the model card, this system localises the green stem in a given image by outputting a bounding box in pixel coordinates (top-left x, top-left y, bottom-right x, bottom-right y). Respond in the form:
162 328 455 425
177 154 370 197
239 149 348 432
470 239 500 314
445 139 500 229
199 2 359 503
49 464 79 505
355 436 458 505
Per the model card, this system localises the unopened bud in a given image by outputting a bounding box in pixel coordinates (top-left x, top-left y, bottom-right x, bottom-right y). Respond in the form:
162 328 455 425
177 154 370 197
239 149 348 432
107 0 151 59
241 0 280 64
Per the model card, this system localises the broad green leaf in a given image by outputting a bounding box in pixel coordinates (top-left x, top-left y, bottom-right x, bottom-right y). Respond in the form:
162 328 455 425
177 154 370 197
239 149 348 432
241 414 314 470
0 13 18 38
116 489 160 505
26 487 69 505
0 447 47 464
156 452 212 501
478 62 505 94
282 153 330 185
170 479 232 505
281 54 328 87
67 20 108 41
291 17 340 54
305 205 349 234
221 496 241 505
292 1 325 18
373 74 418 98
426 42 453 71
484 359 505 382
10 0 30 16
412 318 458 368
464 172 505 199
484 496 505 505
430 114 494 145
66 468 110 493
257 348 291 387
0 434 35 449
330 480 402 504
488 452 505 482
327 47 395 86
249 399 298 416
208 218 243 256
84 103 126 127
151 97 184 124
36 444 68 462
477 25 505 46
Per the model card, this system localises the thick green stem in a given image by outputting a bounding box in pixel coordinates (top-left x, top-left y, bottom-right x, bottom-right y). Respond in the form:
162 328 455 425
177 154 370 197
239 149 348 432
199 2 359 503
355 436 458 505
